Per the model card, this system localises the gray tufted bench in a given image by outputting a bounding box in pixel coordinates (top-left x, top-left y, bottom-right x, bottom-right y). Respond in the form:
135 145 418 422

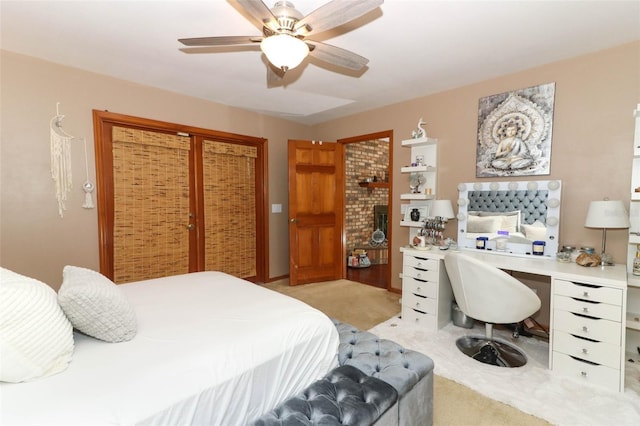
332 319 434 426
251 365 398 426
253 319 434 426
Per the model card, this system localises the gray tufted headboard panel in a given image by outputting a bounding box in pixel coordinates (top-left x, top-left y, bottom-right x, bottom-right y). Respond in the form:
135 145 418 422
468 190 549 225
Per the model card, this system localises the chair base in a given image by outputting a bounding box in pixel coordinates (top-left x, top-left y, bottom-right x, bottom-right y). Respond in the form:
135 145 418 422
456 335 528 368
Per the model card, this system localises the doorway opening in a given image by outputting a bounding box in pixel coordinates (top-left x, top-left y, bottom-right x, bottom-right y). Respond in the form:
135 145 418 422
339 131 393 289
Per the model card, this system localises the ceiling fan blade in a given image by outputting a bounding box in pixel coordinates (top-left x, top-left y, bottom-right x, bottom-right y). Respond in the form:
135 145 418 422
294 0 383 36
178 36 262 47
306 40 369 70
236 0 279 32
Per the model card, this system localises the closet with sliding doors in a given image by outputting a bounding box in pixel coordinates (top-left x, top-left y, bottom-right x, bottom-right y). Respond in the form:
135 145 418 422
92 110 267 284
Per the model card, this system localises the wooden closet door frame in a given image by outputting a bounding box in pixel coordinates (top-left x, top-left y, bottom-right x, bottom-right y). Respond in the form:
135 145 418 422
92 110 268 283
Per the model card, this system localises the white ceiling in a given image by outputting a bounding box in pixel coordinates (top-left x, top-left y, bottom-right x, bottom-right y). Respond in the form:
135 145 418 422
2 0 639 125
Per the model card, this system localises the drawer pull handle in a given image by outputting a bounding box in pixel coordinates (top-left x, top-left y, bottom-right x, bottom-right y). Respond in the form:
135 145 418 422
417 262 423 267
415 302 421 308
582 348 588 355
416 273 422 279
583 291 589 297
415 318 419 323
416 287 421 292
582 307 589 313
580 371 587 378
582 326 589 332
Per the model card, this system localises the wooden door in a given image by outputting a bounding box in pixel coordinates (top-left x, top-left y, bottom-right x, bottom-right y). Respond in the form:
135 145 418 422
288 140 344 285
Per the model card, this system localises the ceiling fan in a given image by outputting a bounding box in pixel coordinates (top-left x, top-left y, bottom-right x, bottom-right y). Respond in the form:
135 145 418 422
178 0 383 80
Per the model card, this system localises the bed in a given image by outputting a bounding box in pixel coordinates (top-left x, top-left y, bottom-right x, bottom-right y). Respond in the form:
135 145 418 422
0 269 339 425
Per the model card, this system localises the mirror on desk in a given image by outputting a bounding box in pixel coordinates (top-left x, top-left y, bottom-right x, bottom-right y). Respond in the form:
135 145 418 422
456 180 562 257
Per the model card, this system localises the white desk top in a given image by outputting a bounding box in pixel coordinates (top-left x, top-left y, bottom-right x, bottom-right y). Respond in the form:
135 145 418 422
401 246 628 289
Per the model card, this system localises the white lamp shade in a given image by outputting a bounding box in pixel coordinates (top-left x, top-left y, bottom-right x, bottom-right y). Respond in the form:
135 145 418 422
260 34 309 70
430 199 455 219
584 200 630 229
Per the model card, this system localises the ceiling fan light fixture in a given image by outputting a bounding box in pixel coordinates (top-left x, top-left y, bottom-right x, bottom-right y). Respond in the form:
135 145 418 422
260 34 309 71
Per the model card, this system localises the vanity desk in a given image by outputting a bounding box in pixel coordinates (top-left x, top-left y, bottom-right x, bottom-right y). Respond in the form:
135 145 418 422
400 246 628 393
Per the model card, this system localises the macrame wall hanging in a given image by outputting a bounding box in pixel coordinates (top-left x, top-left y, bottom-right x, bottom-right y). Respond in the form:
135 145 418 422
49 103 94 217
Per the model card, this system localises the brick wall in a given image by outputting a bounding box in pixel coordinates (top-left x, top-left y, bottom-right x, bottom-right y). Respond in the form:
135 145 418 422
345 139 389 255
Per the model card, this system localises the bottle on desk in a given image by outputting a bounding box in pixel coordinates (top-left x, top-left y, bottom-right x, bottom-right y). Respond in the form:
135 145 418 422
633 244 640 276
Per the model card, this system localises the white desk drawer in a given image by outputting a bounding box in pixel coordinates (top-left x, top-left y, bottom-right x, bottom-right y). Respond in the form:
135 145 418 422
403 276 438 298
554 279 622 305
403 265 438 281
554 295 622 322
553 310 621 345
403 292 437 314
552 352 620 392
404 256 439 271
553 330 621 369
402 306 436 329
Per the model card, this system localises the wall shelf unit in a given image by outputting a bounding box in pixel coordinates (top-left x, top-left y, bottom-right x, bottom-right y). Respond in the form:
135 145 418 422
399 136 438 243
626 103 640 358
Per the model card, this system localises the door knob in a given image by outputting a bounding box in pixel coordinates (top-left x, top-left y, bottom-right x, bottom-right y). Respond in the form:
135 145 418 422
186 224 195 231
290 218 297 223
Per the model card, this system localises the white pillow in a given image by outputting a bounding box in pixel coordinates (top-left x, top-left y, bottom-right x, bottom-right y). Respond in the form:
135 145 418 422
0 267 74 383
466 215 501 233
499 214 520 234
522 221 547 241
477 210 521 233
58 266 137 343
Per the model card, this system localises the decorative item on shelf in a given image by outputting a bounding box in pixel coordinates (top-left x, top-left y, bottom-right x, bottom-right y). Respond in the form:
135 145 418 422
584 199 630 266
633 244 640 276
410 208 421 221
412 234 428 248
409 173 424 193
411 117 427 139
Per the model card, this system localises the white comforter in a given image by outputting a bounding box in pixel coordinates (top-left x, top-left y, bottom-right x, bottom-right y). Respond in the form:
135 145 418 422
1 272 339 425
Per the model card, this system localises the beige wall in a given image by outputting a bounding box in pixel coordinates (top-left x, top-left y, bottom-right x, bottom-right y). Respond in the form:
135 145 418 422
0 50 312 288
2 42 639 291
313 42 640 290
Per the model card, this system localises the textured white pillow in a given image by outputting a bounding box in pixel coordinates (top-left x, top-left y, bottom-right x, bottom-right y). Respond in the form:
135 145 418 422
0 267 74 383
522 221 547 241
58 266 137 343
466 215 501 233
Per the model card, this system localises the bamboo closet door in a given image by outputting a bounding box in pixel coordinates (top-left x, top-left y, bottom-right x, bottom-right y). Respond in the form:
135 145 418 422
94 111 266 284
111 126 192 283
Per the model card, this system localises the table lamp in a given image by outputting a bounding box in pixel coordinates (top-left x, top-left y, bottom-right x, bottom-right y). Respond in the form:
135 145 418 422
584 200 630 266
430 199 455 222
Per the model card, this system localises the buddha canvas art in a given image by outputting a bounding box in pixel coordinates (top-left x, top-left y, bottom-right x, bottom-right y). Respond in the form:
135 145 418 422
476 83 555 177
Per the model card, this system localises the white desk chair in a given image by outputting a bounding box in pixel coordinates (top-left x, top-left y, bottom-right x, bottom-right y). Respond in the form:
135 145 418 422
444 252 541 368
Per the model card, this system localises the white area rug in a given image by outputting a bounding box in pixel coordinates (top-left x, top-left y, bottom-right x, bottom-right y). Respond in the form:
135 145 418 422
369 316 640 426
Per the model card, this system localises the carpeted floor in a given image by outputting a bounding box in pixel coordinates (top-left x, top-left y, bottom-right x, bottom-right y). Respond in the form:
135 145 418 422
263 278 401 331
262 278 553 425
